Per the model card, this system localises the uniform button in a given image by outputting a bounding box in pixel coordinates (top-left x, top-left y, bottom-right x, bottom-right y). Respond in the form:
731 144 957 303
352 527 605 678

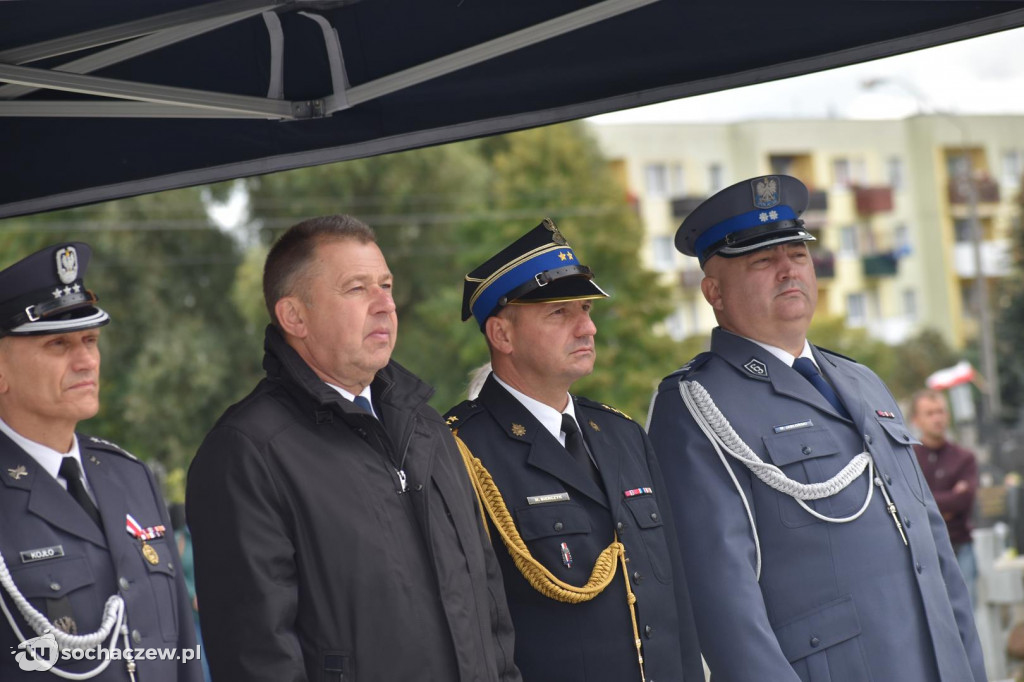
119 577 130 590
650 513 659 522
904 517 912 529
49 582 60 592
632 571 642 584
885 474 892 485
801 445 812 456
903 434 911 442
131 629 142 644
810 636 820 648
864 435 873 444
616 522 624 532
553 522 564 531
916 562 923 574
645 625 654 639
167 563 175 573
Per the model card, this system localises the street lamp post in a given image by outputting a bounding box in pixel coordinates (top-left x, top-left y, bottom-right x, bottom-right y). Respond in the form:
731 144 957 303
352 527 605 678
862 78 1002 429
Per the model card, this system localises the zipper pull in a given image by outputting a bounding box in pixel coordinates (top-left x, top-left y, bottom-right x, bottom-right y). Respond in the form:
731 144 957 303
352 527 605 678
396 468 408 493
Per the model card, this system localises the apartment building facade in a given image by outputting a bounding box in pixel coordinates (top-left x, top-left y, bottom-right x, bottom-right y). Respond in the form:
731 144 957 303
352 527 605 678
590 116 1024 351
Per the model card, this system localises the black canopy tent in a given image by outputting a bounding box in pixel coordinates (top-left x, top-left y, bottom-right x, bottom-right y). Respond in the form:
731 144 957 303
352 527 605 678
2 0 1024 219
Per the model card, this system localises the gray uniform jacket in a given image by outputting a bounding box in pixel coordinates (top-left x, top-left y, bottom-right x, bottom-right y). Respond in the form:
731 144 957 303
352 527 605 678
446 374 703 682
0 433 201 681
187 325 520 682
648 328 985 682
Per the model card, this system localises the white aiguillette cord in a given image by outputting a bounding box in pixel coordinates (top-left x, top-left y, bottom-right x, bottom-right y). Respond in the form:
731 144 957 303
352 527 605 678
679 379 877 580
0 545 136 681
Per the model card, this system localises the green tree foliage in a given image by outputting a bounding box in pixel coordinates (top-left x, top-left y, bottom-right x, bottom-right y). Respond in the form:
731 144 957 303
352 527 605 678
994 178 1024 421
0 186 255 500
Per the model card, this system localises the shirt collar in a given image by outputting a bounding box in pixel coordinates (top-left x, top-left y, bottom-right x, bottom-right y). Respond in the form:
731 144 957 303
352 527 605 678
747 337 817 369
326 383 374 405
0 415 84 484
493 373 577 445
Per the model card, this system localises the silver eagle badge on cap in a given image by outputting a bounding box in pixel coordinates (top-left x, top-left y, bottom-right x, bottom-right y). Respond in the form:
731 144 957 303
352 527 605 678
751 176 780 209
55 246 79 285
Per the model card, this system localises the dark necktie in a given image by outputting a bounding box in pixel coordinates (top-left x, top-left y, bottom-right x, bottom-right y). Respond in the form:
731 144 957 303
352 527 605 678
353 395 377 419
792 357 850 419
58 456 102 528
561 414 600 484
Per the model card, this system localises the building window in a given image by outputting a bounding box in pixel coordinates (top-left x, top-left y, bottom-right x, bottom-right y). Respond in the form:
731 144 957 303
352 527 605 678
770 156 795 176
833 157 865 188
903 289 918 322
708 163 724 193
839 225 859 257
887 156 904 190
953 219 974 243
645 164 668 197
1003 150 1022 187
651 235 676 272
846 293 866 328
894 223 911 256
668 164 685 196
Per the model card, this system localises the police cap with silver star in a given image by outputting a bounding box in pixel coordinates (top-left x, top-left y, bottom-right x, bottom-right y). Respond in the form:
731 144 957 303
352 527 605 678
675 175 814 268
0 242 110 337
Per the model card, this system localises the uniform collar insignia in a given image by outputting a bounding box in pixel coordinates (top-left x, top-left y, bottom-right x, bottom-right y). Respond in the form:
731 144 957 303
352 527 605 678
588 419 600 432
743 358 769 379
511 423 526 437
7 465 28 480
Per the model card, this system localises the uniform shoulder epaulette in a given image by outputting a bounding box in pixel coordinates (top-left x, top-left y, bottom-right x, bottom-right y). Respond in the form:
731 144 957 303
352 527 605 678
443 400 486 431
575 395 634 422
663 352 713 381
814 345 859 364
80 434 138 461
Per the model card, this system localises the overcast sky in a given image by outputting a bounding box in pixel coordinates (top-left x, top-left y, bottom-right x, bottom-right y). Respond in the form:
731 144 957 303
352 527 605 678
589 26 1024 125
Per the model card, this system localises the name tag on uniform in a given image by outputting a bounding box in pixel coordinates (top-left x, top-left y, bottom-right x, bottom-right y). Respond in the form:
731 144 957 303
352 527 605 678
773 420 814 433
527 492 570 505
20 545 64 563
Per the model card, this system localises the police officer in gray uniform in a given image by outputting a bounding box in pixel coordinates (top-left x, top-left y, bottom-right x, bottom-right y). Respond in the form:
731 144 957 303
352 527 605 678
446 220 703 682
0 243 200 681
648 176 985 682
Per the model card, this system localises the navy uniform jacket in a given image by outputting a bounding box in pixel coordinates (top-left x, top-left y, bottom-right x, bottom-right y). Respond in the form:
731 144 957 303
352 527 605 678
446 375 703 682
0 432 201 682
648 328 985 682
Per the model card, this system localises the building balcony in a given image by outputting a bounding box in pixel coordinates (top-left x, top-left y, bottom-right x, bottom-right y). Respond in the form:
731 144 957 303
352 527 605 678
862 252 898 277
853 186 893 215
671 195 706 218
953 239 1012 278
807 190 829 212
948 177 1000 204
812 250 835 279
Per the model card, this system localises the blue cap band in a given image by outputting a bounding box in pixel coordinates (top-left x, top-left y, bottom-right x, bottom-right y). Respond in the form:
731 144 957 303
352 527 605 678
694 205 798 262
470 246 580 326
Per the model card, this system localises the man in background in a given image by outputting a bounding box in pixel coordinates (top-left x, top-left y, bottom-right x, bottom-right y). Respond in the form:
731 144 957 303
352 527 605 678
911 388 980 605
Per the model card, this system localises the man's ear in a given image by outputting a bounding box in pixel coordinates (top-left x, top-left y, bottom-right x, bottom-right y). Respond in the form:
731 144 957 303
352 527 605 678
701 275 723 311
275 297 308 339
485 314 514 356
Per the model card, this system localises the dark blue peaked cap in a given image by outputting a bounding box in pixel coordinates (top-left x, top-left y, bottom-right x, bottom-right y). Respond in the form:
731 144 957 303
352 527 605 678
461 218 608 329
0 242 110 337
676 175 814 267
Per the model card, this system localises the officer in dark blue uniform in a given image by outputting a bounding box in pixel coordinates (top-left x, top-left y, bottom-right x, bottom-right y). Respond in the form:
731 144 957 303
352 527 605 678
0 243 201 681
446 220 703 682
647 176 985 682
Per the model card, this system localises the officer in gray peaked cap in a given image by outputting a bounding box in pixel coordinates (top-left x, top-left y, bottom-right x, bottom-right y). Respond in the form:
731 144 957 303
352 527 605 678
648 176 985 682
0 243 201 682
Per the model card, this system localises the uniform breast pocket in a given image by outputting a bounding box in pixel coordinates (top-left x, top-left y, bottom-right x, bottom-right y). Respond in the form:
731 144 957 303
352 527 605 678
514 502 593 580
876 419 926 503
132 539 179 642
622 495 671 583
763 427 866 528
9 555 100 629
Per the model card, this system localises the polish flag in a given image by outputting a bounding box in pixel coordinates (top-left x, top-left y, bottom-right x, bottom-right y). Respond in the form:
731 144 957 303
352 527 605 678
926 361 976 390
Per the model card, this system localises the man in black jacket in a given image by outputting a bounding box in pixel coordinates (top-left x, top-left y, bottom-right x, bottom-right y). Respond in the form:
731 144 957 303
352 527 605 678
446 220 704 682
187 215 520 682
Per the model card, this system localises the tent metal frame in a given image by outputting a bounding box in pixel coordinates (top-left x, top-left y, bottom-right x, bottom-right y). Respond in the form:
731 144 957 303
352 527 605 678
0 0 657 119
